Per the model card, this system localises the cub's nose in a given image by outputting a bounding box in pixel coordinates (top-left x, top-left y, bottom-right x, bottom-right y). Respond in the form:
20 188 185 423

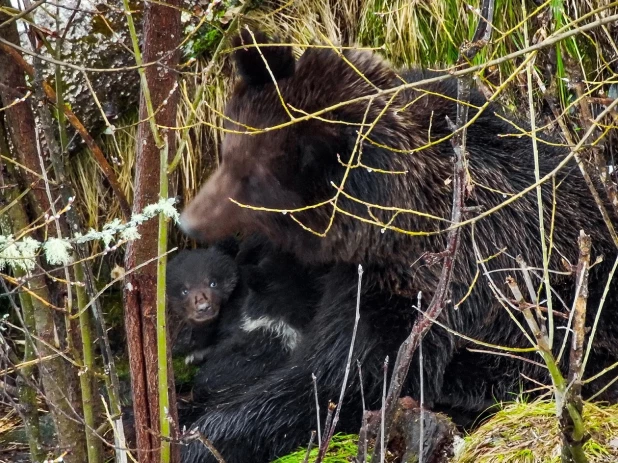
194 294 211 313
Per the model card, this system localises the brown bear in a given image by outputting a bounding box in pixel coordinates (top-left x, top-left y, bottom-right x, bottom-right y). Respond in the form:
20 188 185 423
179 29 618 462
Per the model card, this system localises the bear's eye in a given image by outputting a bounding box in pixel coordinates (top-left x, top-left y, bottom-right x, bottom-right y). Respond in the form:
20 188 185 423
241 176 254 188
181 288 189 296
209 281 217 288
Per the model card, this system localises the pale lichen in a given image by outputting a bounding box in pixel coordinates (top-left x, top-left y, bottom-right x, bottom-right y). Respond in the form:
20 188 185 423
0 235 39 272
43 238 73 266
0 199 178 270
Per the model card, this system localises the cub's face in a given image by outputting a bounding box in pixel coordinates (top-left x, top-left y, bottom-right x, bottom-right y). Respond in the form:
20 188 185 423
167 250 239 325
168 276 222 324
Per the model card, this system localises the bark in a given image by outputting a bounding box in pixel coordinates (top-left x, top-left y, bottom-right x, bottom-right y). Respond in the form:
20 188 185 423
0 7 49 220
560 231 591 463
123 1 182 462
0 3 88 461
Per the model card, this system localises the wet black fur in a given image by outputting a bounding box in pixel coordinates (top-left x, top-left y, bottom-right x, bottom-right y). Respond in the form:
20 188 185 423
180 30 618 463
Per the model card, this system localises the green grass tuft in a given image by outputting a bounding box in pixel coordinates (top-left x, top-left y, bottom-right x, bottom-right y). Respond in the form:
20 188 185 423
455 400 618 463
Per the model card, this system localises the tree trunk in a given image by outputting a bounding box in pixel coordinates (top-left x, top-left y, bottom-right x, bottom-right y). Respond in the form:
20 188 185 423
0 4 88 462
123 1 182 462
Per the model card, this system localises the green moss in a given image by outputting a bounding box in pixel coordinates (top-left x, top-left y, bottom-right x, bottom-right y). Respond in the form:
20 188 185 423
172 357 199 386
272 434 358 463
188 26 224 59
183 0 242 59
115 356 130 382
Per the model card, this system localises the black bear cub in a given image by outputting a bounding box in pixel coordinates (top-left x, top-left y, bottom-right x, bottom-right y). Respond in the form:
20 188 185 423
191 242 323 402
167 234 323 410
166 240 243 365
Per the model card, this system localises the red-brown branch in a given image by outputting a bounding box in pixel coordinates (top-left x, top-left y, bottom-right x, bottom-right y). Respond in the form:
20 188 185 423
123 1 181 462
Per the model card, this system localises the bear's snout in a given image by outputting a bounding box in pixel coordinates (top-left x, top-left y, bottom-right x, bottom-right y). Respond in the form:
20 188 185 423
180 173 249 243
178 212 203 241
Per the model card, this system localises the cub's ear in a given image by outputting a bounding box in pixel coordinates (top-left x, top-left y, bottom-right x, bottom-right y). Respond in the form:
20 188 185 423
231 27 295 86
166 249 191 281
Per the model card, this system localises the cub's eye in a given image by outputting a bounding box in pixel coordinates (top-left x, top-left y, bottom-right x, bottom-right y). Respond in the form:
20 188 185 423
209 281 217 288
181 288 189 296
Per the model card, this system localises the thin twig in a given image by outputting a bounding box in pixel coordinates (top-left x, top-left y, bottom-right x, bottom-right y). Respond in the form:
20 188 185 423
357 361 366 423
356 361 368 463
381 356 389 463
0 0 47 29
316 264 364 460
418 292 424 463
188 430 226 463
581 254 618 376
522 0 555 348
316 402 336 463
302 431 316 463
516 256 548 339
312 373 321 444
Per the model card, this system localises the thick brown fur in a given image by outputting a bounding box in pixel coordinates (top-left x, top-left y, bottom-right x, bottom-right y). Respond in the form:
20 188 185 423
179 29 618 463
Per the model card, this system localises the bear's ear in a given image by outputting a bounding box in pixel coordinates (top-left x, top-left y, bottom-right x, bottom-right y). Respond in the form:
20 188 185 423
231 28 295 86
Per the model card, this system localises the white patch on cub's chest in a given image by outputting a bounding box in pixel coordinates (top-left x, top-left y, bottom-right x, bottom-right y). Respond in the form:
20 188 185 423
241 315 301 351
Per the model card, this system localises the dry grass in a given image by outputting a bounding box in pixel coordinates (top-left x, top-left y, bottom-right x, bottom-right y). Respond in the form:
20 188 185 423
68 115 136 227
0 406 25 460
0 406 19 435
